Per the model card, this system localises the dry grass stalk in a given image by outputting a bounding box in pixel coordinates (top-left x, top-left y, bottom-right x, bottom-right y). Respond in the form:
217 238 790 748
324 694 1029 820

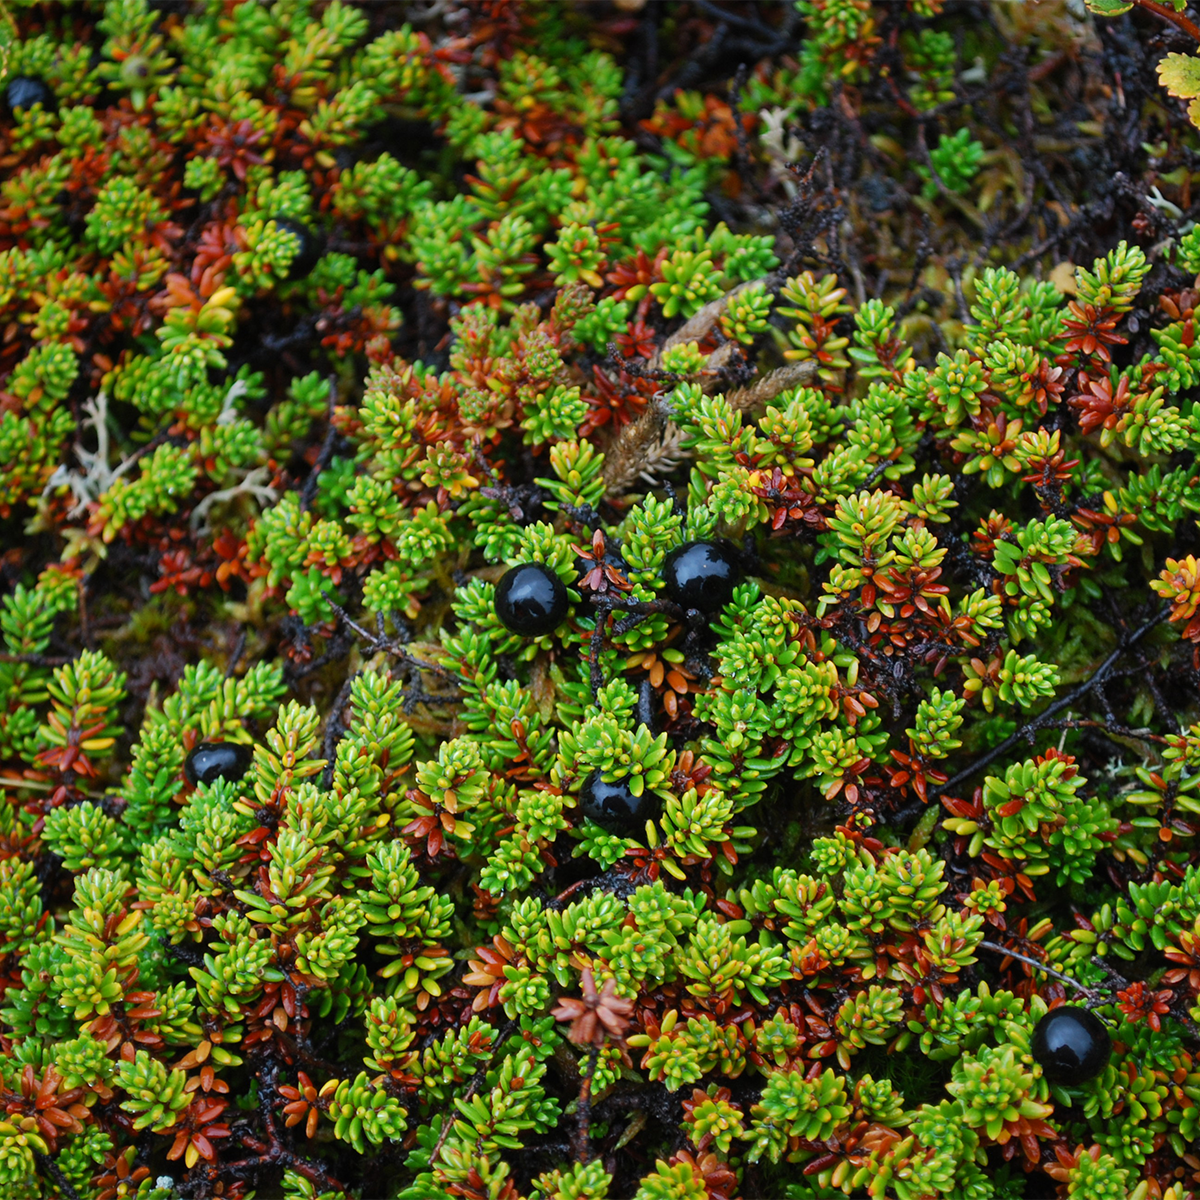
602 399 671 496
726 360 818 410
647 277 764 371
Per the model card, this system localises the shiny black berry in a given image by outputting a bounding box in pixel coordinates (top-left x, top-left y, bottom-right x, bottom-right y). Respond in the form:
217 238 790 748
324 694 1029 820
1031 1006 1111 1085
663 541 740 614
6 76 53 114
579 770 656 834
271 217 322 280
495 562 568 637
184 742 254 788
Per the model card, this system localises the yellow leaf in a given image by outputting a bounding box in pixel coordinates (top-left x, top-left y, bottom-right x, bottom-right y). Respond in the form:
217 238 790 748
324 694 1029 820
1158 52 1200 100
206 286 238 310
115 911 143 936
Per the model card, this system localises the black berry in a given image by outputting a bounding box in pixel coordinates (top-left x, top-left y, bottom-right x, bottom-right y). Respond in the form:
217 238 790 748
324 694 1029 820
184 742 254 788
662 541 740 614
1031 1006 1111 1085
579 770 656 834
495 562 568 637
6 76 53 115
271 217 322 280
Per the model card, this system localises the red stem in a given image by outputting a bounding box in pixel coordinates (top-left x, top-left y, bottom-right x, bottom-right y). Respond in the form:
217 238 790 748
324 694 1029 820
1135 0 1200 45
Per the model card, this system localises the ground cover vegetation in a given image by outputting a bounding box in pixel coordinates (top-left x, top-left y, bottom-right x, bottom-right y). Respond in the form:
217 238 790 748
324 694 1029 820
2 0 1200 1196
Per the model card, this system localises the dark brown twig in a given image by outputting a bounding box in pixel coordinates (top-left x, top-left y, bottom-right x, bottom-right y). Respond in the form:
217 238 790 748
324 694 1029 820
573 1045 601 1163
321 592 458 680
427 1019 518 1171
225 627 247 679
33 1152 81 1200
299 375 339 512
929 607 1169 799
320 672 357 790
1038 718 1169 745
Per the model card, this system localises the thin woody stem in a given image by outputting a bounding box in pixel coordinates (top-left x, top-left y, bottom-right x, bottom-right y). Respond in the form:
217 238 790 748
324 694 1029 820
573 1045 601 1163
1135 0 1200 45
978 940 1105 1001
322 591 458 680
930 607 1168 799
34 1153 81 1200
426 1019 517 1171
586 591 690 698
